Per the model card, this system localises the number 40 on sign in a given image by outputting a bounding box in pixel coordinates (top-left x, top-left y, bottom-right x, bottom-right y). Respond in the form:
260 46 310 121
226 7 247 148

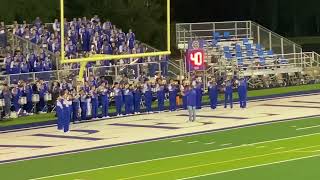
187 49 205 71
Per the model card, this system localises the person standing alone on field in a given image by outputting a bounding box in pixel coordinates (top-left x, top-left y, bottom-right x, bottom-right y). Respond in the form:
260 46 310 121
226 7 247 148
185 85 197 122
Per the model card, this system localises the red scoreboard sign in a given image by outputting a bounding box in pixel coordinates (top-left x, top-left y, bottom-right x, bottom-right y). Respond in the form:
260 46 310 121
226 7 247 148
186 49 205 71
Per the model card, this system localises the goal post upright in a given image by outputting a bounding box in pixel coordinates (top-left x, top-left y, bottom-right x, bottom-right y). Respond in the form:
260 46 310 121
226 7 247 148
60 0 171 81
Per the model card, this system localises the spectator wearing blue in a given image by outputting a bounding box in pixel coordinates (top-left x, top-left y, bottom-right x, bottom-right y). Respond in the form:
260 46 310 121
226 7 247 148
181 81 188 110
186 85 197 122
90 87 99 119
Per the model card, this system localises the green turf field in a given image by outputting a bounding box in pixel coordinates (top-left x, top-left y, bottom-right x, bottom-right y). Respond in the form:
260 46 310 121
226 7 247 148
1 84 319 127
2 116 320 179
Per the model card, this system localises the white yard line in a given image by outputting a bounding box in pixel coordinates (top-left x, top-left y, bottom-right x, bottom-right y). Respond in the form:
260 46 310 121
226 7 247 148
204 142 216 145
171 140 183 143
220 143 232 147
187 141 199 144
273 147 285 150
177 153 320 180
256 146 266 149
296 125 320 131
28 132 320 180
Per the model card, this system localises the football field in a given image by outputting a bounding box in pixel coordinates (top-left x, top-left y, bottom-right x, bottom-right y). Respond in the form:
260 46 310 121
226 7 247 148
2 115 320 179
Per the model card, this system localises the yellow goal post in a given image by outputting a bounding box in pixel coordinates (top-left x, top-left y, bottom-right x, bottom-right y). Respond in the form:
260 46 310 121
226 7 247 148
59 0 172 81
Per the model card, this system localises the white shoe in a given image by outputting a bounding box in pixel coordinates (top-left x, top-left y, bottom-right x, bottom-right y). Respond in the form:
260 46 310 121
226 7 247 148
106 116 110 118
117 114 120 117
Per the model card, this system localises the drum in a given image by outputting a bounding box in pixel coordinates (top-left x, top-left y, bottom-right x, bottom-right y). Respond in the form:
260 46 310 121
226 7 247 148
110 92 115 97
87 102 92 116
44 93 52 101
0 99 5 107
32 94 40 103
19 97 27 105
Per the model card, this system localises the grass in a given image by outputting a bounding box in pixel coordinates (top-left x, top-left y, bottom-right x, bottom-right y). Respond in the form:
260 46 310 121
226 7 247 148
0 83 319 127
2 117 320 179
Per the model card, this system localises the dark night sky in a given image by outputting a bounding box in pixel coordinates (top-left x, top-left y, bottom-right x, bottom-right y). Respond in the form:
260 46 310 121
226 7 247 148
172 0 320 37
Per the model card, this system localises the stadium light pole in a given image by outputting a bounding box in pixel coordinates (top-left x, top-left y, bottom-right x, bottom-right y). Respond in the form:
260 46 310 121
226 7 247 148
60 0 171 81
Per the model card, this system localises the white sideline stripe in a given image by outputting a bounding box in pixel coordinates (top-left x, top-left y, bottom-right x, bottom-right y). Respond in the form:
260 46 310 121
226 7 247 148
187 141 199 144
28 132 320 180
171 140 183 143
118 145 320 180
256 146 266 149
177 153 320 180
273 147 285 150
204 142 216 145
296 125 320 131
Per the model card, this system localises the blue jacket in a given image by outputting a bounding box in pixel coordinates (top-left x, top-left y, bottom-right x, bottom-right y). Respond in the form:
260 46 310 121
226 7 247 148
186 88 197 107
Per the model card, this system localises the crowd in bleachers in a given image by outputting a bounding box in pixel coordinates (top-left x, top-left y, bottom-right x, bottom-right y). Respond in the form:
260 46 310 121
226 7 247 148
2 16 168 78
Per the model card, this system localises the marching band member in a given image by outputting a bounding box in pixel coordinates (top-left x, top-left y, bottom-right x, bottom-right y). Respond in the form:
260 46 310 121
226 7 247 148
99 82 110 118
56 93 64 130
238 77 248 109
168 80 177 111
156 80 165 112
181 81 188 110
63 93 72 132
71 90 80 122
208 80 218 109
79 89 88 120
224 79 233 109
133 83 142 114
12 85 21 113
195 80 203 110
90 86 99 119
113 82 123 116
24 81 34 115
143 80 153 113
124 84 134 115
38 81 47 113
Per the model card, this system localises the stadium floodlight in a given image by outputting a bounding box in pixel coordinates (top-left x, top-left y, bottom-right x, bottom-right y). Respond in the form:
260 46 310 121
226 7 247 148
60 0 171 80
